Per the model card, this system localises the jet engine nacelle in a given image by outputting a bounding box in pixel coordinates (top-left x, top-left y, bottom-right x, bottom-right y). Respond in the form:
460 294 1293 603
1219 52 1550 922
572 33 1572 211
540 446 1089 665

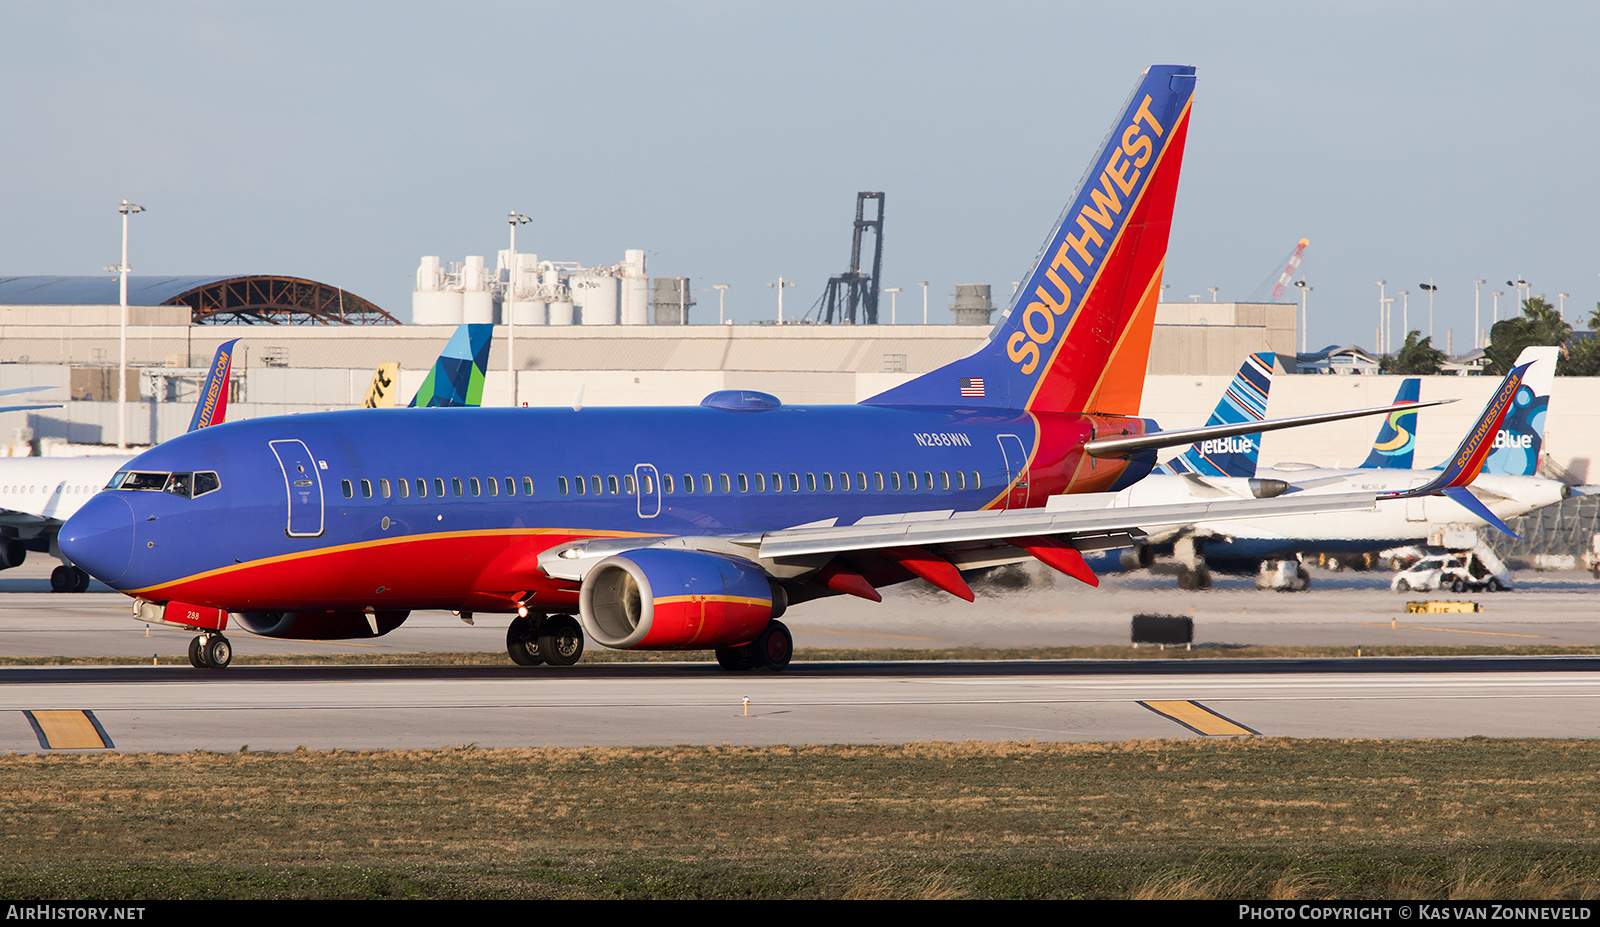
579 548 786 650
233 609 410 640
0 538 26 570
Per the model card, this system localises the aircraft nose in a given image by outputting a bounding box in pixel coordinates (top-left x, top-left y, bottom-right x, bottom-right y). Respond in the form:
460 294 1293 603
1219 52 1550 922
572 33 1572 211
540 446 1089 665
60 494 136 585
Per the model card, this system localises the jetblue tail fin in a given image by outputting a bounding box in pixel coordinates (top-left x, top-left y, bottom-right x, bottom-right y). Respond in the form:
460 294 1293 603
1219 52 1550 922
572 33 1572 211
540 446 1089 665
409 324 493 408
1478 345 1557 477
864 65 1196 414
186 339 238 433
1358 378 1420 469
1156 352 1273 477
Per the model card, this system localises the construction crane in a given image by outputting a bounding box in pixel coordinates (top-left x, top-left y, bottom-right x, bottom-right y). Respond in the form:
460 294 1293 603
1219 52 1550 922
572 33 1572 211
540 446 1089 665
820 192 885 324
1270 238 1310 300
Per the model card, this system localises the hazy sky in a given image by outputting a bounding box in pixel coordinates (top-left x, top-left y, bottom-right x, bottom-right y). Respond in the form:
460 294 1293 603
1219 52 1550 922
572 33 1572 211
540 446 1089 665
5 1 1596 352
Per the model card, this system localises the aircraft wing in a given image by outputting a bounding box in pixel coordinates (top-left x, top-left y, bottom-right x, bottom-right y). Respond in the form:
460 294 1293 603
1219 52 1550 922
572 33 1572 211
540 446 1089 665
537 489 1381 589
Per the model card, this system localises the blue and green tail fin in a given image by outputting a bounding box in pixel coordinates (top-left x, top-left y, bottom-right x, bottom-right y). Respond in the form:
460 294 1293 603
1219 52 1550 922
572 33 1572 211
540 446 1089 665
409 324 493 408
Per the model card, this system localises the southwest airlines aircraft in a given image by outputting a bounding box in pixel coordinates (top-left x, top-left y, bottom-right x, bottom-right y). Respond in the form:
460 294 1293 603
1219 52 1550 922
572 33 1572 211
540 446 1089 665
59 65 1505 671
0 324 494 593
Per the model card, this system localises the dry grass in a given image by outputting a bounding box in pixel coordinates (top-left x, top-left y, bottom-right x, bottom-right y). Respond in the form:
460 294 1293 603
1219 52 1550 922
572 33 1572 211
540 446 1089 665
2 738 1600 898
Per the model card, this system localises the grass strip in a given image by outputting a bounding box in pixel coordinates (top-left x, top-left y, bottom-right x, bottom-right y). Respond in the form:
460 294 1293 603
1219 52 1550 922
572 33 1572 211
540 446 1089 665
3 739 1600 899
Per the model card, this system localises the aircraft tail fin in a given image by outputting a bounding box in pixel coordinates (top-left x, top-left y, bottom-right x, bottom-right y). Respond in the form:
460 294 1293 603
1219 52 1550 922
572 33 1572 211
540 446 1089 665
1156 352 1273 477
1478 345 1557 477
1358 378 1420 469
409 324 493 408
362 362 402 409
186 339 239 433
1383 359 1534 536
863 65 1196 414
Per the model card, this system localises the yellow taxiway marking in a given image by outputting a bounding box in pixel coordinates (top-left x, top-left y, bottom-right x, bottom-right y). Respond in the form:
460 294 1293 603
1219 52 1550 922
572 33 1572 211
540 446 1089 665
1140 700 1257 737
1357 622 1548 640
25 710 112 749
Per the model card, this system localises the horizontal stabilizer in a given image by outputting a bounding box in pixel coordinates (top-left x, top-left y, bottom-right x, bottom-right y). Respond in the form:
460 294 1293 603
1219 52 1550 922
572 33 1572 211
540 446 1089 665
1084 398 1452 458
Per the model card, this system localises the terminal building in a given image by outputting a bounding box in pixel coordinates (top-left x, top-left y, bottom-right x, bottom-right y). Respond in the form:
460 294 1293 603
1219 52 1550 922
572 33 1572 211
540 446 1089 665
0 273 1596 484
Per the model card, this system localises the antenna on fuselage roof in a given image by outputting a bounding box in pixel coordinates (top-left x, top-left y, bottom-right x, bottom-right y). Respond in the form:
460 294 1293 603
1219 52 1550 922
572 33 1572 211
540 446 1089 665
572 384 585 412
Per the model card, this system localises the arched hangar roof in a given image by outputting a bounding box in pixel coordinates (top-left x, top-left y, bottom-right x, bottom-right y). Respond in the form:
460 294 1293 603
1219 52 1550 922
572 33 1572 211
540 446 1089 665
0 275 398 325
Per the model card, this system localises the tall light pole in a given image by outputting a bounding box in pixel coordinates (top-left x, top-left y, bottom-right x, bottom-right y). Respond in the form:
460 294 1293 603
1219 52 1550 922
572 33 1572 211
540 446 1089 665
1375 281 1387 354
883 287 901 323
1207 286 1218 302
1507 277 1529 314
116 199 144 450
507 211 530 407
712 284 730 324
1559 292 1571 322
1293 279 1311 354
1380 298 1396 355
1473 279 1486 348
767 277 794 323
1419 280 1436 342
1399 290 1410 343
1492 291 1503 330
917 281 929 323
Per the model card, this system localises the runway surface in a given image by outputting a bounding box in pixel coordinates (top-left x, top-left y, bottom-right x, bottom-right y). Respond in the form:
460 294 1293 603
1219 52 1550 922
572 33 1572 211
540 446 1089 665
0 560 1596 752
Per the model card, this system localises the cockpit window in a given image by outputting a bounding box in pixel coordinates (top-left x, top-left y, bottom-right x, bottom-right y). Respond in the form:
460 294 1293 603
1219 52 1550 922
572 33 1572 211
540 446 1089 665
110 470 220 498
118 471 170 491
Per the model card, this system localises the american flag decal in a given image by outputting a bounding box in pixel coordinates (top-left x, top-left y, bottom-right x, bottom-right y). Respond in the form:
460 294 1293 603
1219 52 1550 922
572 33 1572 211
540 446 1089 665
959 377 985 397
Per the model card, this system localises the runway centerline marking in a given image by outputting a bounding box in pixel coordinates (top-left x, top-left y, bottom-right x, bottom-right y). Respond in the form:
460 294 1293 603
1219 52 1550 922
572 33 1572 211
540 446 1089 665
23 710 113 749
1138 700 1257 736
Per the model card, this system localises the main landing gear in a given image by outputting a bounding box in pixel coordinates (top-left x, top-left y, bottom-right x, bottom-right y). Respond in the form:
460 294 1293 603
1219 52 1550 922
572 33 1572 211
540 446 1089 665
715 620 793 672
187 632 233 669
506 613 584 667
50 565 91 593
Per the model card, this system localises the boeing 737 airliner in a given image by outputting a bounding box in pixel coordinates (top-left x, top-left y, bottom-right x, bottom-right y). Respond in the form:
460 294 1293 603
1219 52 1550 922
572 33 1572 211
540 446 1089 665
59 65 1497 671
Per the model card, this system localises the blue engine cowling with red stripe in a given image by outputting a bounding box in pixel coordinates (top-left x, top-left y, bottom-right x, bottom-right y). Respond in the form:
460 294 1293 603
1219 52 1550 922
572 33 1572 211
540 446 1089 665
578 549 787 650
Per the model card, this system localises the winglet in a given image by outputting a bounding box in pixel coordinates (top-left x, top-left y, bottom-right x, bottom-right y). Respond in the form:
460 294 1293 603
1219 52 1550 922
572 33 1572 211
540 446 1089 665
1379 360 1533 536
187 339 239 432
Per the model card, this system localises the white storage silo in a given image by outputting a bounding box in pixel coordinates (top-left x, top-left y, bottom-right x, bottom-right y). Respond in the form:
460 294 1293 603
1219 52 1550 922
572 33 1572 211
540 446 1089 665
572 274 619 326
548 300 575 326
621 249 648 325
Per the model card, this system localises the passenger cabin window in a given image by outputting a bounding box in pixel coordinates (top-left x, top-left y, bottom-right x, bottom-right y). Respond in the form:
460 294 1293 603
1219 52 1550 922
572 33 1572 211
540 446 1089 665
434 478 446 498
360 479 373 499
590 476 601 495
607 475 619 495
805 473 817 491
380 478 392 499
558 476 569 495
487 478 498 497
452 478 464 497
663 474 674 494
719 474 731 493
470 477 481 496
737 474 749 493
341 479 353 498
822 473 833 491
416 478 428 498
522 477 534 495
398 479 409 499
